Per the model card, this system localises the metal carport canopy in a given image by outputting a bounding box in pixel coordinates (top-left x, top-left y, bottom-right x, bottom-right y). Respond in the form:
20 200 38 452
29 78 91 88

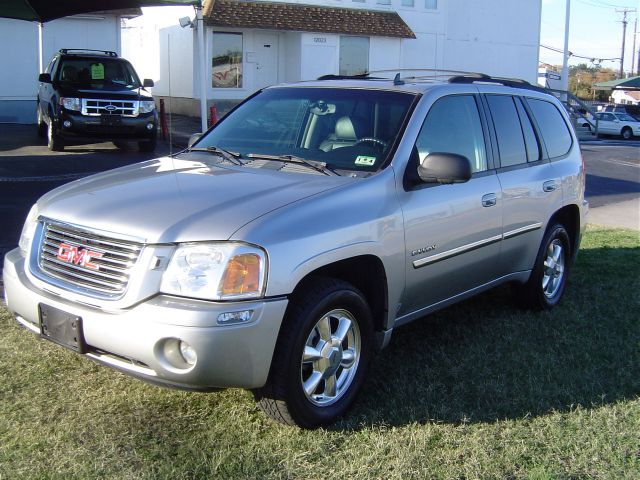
1 0 210 133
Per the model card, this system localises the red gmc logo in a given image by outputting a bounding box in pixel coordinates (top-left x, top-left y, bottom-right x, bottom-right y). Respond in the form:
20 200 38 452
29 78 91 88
56 243 103 270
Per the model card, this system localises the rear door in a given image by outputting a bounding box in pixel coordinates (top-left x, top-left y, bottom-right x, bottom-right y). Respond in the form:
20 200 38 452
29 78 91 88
398 93 503 316
482 92 564 276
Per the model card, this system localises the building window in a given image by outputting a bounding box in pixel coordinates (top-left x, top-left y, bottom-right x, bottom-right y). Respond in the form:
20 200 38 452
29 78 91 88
401 0 414 6
212 32 242 88
339 36 369 76
377 0 391 5
425 0 437 9
352 0 365 2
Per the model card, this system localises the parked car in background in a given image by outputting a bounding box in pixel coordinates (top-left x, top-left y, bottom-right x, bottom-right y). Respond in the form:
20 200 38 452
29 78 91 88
5 73 587 428
37 49 157 152
601 104 640 121
595 111 640 139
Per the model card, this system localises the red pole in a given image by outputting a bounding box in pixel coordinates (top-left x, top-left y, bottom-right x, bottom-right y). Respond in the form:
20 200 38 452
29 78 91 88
159 99 168 141
209 104 218 127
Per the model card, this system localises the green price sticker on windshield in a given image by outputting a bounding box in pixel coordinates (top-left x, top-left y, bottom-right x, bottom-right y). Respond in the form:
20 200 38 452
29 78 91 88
355 155 376 166
91 63 105 80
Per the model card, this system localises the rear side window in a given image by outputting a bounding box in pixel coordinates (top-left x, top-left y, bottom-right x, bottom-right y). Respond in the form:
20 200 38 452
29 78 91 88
515 98 540 162
526 99 572 159
486 95 527 167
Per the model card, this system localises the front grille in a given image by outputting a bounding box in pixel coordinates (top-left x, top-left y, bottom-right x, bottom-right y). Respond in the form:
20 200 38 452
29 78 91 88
82 98 138 117
37 221 143 298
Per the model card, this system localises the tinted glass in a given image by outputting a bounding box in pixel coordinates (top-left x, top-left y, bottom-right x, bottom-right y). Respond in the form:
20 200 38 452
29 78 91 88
515 98 540 162
487 95 527 167
415 95 487 172
527 99 573 158
56 58 140 88
198 87 416 172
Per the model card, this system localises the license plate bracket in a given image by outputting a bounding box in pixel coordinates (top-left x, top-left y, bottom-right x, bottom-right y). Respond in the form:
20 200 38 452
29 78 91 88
39 304 87 353
101 114 122 126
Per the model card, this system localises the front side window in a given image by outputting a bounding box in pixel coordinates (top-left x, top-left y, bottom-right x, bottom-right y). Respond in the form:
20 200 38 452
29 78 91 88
414 95 487 173
339 36 370 76
527 98 572 159
212 32 243 88
486 95 527 167
196 87 416 173
55 58 141 88
616 113 635 122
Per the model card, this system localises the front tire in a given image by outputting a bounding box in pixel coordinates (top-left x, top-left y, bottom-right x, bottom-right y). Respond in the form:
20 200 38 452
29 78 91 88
47 117 64 151
254 277 373 428
512 223 571 310
138 134 157 152
621 127 633 140
37 104 47 138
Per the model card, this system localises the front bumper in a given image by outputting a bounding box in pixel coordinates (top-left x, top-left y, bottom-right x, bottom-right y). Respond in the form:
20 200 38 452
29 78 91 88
3 248 287 390
58 109 157 141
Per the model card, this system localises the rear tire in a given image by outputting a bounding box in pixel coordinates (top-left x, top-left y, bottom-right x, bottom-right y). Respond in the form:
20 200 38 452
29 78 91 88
253 277 373 428
512 223 571 310
47 117 64 152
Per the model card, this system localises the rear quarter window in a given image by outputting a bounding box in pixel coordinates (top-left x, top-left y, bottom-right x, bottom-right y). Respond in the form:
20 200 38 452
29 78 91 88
526 99 573 159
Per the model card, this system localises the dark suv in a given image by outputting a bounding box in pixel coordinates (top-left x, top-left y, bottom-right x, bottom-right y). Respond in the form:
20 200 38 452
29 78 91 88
37 49 158 152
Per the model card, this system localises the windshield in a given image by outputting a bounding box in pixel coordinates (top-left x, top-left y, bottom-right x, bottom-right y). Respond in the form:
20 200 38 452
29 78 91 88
56 58 141 88
195 87 416 173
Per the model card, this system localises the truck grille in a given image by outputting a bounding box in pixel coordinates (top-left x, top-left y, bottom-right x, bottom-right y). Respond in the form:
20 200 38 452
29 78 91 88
37 221 144 298
82 99 138 117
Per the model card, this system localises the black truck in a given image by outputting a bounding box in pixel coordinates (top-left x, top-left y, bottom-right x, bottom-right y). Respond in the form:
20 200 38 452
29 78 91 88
37 49 158 152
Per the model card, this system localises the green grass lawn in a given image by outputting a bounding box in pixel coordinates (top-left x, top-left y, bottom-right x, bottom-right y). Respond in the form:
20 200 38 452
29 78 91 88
1 227 639 479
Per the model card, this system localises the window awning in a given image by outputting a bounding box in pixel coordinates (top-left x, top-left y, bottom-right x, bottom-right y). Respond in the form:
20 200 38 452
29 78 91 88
204 0 416 39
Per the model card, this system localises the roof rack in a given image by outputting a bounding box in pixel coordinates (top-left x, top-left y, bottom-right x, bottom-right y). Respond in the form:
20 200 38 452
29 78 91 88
316 73 380 81
59 49 118 57
449 74 548 93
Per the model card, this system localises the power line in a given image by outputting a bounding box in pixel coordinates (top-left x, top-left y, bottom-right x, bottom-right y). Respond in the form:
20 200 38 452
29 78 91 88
540 44 621 63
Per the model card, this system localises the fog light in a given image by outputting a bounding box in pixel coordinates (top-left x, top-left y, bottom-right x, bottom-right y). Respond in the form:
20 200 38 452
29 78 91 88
179 340 197 366
63 120 72 128
218 310 253 325
146 122 154 130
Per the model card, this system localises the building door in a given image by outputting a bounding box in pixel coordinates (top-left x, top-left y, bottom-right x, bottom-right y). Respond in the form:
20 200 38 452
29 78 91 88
254 33 279 90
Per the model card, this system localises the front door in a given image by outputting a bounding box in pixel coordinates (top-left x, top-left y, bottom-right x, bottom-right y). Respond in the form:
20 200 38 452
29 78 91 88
254 33 279 91
399 94 503 316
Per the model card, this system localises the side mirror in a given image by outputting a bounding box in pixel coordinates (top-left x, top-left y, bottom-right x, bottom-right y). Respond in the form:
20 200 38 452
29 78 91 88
188 133 202 148
143 78 154 88
38 73 51 83
417 152 472 184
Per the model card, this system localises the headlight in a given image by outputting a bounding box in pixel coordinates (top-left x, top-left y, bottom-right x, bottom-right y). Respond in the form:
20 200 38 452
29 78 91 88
139 101 155 113
160 243 267 301
60 97 81 111
19 204 39 254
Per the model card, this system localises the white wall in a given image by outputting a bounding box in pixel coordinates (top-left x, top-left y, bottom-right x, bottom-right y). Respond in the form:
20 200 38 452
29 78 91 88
301 33 339 80
0 16 121 123
154 25 195 98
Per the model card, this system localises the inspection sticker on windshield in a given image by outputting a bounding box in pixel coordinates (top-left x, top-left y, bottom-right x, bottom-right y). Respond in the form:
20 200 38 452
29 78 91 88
355 156 376 166
91 63 105 80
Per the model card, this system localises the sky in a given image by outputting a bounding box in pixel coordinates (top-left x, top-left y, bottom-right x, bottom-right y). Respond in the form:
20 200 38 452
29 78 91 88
130 1 640 75
540 0 640 73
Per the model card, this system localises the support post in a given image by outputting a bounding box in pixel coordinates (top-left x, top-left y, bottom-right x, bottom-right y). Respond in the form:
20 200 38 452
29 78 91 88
196 4 208 133
38 22 44 73
561 0 571 92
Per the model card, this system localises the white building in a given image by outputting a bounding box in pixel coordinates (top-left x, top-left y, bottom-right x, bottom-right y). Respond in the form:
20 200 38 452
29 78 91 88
0 10 139 124
130 0 542 116
612 89 640 106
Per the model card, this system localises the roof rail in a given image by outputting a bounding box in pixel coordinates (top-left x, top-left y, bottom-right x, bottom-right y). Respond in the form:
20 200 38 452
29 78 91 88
316 73 378 81
449 74 548 93
59 49 118 57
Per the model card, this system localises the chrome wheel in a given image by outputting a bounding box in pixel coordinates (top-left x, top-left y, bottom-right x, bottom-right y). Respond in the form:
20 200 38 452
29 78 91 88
542 239 565 298
301 309 361 407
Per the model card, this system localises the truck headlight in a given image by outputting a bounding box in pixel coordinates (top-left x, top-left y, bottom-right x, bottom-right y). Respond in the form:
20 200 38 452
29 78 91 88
60 97 81 111
160 243 267 301
19 204 39 254
139 101 155 113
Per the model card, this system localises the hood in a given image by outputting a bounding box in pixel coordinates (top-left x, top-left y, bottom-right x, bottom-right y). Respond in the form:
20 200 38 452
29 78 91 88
37 155 348 243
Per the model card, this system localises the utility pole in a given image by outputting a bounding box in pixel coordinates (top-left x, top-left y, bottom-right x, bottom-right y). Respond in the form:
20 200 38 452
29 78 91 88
632 18 637 75
616 8 635 78
561 0 571 92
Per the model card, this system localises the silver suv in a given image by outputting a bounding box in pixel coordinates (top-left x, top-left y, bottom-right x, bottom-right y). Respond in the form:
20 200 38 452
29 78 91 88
3 73 587 427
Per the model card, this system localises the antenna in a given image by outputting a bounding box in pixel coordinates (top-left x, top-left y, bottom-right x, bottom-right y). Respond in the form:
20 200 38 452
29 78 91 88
393 73 404 85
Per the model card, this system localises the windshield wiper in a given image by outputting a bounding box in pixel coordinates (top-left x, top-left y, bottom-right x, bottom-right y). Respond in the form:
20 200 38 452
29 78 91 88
189 146 244 165
245 153 336 176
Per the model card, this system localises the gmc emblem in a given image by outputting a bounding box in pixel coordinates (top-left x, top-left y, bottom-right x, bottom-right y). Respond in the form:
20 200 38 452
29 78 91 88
56 243 103 270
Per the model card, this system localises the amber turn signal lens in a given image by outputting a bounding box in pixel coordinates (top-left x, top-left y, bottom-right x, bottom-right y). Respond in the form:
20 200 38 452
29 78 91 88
220 254 261 296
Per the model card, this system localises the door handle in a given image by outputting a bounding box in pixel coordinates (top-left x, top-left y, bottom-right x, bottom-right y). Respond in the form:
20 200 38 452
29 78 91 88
543 180 557 192
482 193 497 207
